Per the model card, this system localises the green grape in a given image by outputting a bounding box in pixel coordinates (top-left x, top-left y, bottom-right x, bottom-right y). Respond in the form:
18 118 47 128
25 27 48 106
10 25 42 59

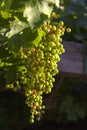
26 21 64 121
29 118 34 124
16 85 21 90
6 84 14 89
59 38 62 42
51 34 57 41
41 110 45 114
6 84 10 89
34 110 38 116
50 41 56 47
52 49 57 54
13 87 18 91
58 21 64 27
36 116 41 121
66 28 71 33
45 87 52 94
52 25 57 31
42 105 45 109
51 12 59 19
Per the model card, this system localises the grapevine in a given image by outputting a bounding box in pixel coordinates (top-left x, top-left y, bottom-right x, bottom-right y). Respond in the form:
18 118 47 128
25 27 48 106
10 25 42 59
0 0 71 124
5 12 71 123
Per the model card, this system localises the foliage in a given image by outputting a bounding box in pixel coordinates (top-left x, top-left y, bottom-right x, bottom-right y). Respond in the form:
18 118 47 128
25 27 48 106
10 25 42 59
0 90 30 130
43 78 87 124
58 79 87 123
54 0 87 43
59 95 85 122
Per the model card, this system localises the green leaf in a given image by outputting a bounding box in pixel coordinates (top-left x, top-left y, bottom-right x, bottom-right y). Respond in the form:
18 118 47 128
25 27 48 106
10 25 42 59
5 65 18 84
7 27 39 51
1 11 12 19
66 110 78 121
0 44 9 59
1 1 5 7
77 107 85 119
32 29 46 46
0 0 12 10
18 66 27 72
23 0 59 28
23 5 40 28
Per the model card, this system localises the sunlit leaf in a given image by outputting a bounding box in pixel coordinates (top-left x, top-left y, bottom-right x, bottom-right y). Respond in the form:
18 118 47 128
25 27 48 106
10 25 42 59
6 20 28 38
32 29 46 46
1 1 5 7
1 11 12 19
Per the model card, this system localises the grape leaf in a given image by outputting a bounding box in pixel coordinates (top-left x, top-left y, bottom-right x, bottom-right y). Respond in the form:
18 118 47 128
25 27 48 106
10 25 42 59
23 0 60 28
7 27 40 51
5 65 18 84
32 29 46 46
6 20 28 38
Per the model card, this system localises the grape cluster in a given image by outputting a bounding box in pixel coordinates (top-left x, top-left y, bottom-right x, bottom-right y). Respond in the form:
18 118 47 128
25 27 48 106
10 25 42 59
24 19 66 123
6 12 71 123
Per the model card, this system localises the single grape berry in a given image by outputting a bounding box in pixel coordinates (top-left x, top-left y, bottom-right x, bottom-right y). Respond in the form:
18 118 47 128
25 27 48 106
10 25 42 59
66 28 71 33
29 118 34 124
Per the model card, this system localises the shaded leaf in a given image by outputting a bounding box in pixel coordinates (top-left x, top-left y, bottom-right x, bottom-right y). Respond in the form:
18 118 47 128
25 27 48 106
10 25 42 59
5 65 18 84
